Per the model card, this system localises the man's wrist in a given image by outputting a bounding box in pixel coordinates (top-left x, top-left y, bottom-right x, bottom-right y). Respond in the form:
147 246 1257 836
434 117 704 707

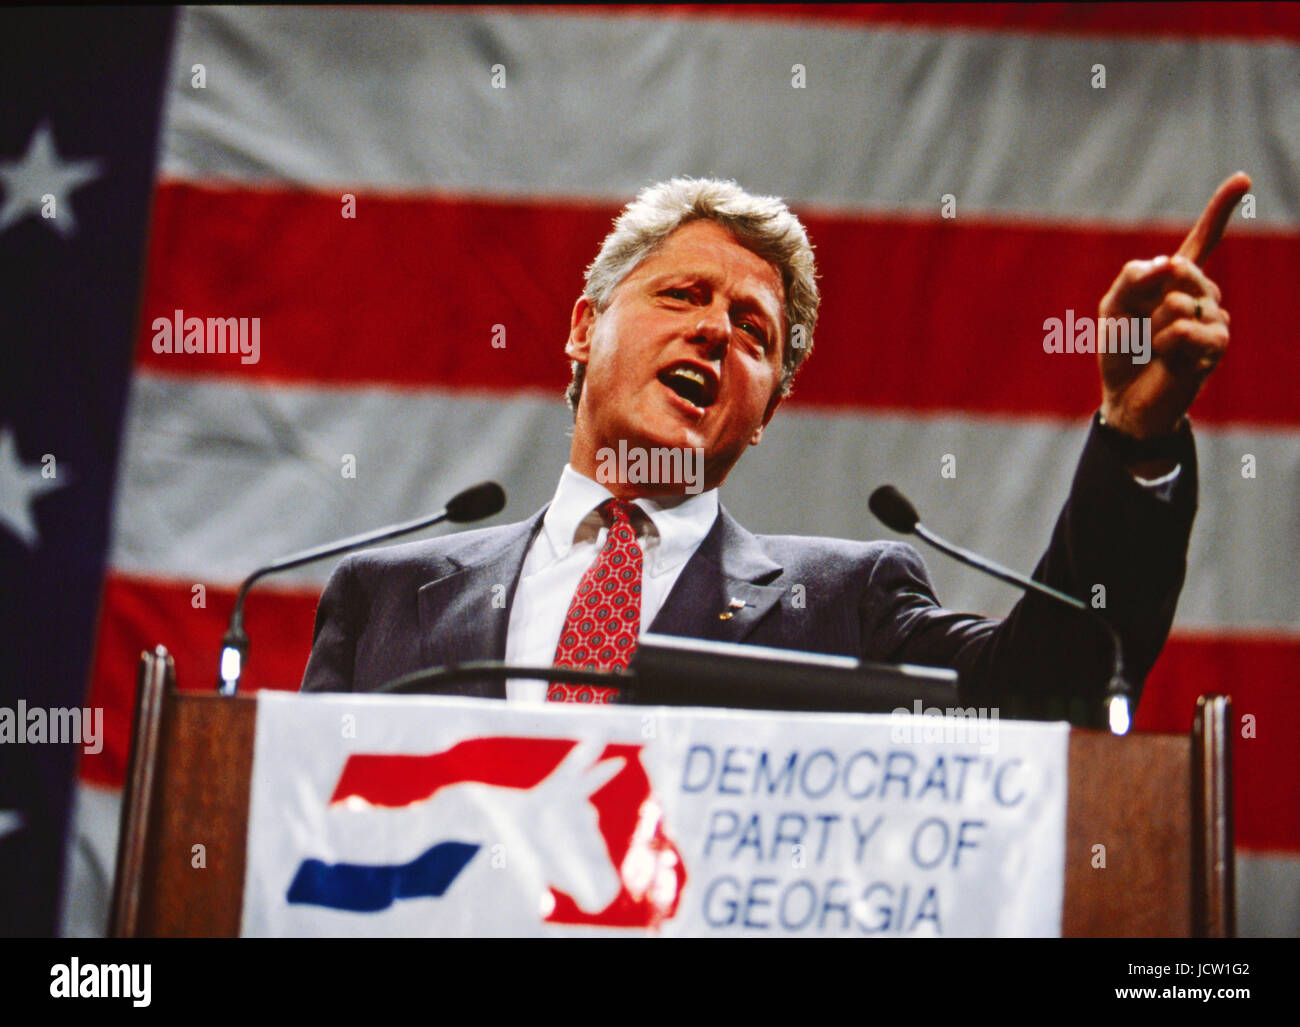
1094 410 1190 476
1097 400 1189 442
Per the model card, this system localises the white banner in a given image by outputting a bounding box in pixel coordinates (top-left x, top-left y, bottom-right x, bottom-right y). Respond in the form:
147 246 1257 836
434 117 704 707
242 693 1068 937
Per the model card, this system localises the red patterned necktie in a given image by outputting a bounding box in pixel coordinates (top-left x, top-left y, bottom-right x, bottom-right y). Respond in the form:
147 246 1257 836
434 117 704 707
549 498 643 703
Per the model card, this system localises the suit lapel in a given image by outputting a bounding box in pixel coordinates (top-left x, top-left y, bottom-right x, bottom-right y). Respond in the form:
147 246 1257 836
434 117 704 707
649 504 785 643
413 502 781 697
416 508 546 698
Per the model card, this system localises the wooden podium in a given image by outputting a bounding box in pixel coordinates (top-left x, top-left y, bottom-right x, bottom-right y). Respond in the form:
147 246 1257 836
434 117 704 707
110 645 1234 938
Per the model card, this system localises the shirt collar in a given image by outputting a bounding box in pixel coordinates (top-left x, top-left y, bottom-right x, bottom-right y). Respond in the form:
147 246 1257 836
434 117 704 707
543 464 719 574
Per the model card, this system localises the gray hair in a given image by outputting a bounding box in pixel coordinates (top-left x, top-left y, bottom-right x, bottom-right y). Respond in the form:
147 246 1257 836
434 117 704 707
566 177 820 414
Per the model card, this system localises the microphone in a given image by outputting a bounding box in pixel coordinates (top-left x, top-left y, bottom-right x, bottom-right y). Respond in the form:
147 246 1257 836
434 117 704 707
218 481 506 695
868 485 1133 734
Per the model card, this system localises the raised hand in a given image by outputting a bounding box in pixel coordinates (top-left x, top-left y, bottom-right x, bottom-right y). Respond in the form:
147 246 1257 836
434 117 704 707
1098 171 1252 439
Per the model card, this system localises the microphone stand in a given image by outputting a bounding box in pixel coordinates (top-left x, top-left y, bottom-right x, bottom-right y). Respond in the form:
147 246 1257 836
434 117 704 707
219 483 505 695
870 485 1133 734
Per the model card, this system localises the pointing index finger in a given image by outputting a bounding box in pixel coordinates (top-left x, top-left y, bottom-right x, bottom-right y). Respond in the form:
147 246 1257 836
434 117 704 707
1176 171 1252 266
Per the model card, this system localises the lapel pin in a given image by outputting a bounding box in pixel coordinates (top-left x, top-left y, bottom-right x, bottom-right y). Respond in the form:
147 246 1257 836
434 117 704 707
718 597 748 621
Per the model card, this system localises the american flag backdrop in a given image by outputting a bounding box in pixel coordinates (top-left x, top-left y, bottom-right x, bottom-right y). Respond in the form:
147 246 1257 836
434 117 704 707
47 5 1300 936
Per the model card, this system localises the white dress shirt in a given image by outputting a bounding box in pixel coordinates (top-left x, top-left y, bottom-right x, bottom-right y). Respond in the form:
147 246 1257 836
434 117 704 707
1135 465 1180 501
504 465 720 702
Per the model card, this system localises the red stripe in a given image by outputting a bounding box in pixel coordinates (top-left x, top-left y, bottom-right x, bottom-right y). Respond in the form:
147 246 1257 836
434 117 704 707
86 575 1300 851
1135 634 1300 855
504 3 1300 42
81 574 314 788
332 737 578 807
135 183 1299 426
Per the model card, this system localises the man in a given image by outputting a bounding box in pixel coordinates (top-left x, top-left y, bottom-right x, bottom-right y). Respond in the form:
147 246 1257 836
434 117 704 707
301 174 1249 725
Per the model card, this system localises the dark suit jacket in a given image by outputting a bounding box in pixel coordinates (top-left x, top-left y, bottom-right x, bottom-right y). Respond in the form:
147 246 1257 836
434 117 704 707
301 419 1197 725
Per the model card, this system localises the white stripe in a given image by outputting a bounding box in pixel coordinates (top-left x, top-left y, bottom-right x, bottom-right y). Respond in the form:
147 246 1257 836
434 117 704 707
0 809 23 841
108 373 1300 633
107 372 567 586
730 406 1300 633
158 6 1300 227
57 782 119 938
1237 852 1300 938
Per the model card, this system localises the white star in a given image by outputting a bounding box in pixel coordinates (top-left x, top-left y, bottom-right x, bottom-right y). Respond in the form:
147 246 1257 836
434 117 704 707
0 425 68 549
0 119 104 238
0 809 23 841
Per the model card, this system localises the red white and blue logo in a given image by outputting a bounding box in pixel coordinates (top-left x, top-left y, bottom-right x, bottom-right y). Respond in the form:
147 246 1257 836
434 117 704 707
286 736 686 928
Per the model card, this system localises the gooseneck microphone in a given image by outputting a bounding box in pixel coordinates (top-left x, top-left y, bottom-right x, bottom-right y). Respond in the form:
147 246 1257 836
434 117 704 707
868 485 1133 734
217 481 506 695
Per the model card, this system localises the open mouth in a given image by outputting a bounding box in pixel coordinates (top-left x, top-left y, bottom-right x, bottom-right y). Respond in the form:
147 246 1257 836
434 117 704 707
658 364 717 410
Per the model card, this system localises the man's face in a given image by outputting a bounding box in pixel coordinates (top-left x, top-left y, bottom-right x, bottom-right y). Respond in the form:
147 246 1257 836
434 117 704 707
565 219 787 495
